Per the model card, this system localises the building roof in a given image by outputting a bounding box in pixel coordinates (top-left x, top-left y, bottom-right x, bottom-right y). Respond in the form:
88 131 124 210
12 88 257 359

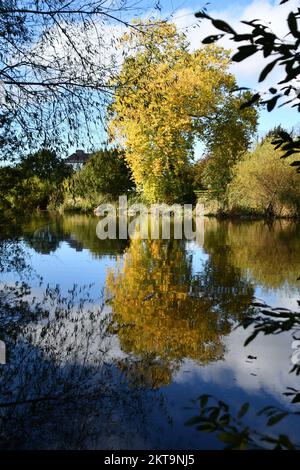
65 149 91 164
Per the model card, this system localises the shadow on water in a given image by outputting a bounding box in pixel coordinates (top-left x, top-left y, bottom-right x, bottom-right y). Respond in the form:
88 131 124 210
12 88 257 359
0 284 171 450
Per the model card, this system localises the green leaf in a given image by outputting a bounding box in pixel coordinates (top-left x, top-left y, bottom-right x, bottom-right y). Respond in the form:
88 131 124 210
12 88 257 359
218 432 240 444
196 423 215 432
238 403 250 419
278 434 294 450
257 405 275 416
199 394 211 408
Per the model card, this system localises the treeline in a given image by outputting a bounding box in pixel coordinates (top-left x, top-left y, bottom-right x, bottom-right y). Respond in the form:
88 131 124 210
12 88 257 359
1 20 299 219
196 131 300 218
0 148 135 215
1 131 300 219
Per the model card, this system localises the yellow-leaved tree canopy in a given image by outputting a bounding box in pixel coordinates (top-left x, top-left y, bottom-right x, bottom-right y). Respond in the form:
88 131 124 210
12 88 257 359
109 21 257 203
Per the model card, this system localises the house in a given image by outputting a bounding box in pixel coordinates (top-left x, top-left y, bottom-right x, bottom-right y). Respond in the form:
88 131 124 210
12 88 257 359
64 149 91 170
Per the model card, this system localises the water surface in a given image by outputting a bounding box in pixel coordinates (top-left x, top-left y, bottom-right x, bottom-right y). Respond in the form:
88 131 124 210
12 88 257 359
1 214 300 449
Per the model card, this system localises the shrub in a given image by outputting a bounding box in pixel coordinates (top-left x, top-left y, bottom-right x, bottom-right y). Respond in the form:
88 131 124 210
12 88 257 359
228 140 300 217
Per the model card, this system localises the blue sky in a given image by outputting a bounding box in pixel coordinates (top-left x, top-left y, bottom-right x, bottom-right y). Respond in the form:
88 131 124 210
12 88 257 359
66 0 299 156
158 0 299 138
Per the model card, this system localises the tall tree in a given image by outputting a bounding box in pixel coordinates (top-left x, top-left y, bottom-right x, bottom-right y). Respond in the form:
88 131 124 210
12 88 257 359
109 21 257 203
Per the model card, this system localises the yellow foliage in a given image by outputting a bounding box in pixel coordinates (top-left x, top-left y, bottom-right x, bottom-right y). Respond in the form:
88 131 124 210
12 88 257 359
109 21 235 202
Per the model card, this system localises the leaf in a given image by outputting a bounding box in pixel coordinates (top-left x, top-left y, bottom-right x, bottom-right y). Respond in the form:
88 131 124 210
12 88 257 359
259 59 278 82
257 406 275 416
238 403 250 419
199 394 211 408
266 95 280 111
211 19 236 34
267 412 288 426
287 12 298 37
196 423 215 432
218 432 240 444
185 416 203 426
203 34 224 44
232 45 258 62
233 34 255 42
278 434 294 450
291 393 300 404
244 329 260 346
195 11 210 19
231 86 250 92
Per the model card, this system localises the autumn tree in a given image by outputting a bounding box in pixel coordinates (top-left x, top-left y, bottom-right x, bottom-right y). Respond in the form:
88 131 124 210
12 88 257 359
109 21 257 203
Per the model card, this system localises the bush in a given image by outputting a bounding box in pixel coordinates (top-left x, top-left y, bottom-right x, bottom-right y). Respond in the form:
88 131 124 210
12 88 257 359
60 148 135 211
228 140 300 217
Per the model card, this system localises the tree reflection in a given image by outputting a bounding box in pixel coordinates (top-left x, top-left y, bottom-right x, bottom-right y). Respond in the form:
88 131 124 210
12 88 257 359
0 283 168 449
204 219 300 290
106 235 254 387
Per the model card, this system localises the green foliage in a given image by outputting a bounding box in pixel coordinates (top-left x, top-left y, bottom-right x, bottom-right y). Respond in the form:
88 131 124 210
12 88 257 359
0 149 71 213
19 149 72 184
186 395 300 450
201 92 258 190
228 140 300 217
61 148 135 211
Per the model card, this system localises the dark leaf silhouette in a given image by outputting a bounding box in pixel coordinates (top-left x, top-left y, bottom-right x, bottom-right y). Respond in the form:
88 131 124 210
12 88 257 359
259 59 278 82
232 45 258 62
211 19 236 34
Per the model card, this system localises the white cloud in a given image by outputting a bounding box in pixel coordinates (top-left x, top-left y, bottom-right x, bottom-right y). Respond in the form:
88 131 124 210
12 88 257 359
175 326 298 408
172 0 300 89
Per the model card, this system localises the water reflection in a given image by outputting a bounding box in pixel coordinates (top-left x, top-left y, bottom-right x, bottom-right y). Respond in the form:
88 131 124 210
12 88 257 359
0 214 300 449
106 235 255 387
204 219 300 290
0 284 169 449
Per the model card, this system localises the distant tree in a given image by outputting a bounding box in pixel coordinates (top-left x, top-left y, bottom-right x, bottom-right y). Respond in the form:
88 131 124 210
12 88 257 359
0 149 71 212
68 148 135 201
228 139 300 217
19 149 71 183
195 0 300 169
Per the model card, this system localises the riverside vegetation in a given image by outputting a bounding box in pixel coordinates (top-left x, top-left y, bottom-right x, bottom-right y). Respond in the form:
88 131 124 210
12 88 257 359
2 21 299 219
